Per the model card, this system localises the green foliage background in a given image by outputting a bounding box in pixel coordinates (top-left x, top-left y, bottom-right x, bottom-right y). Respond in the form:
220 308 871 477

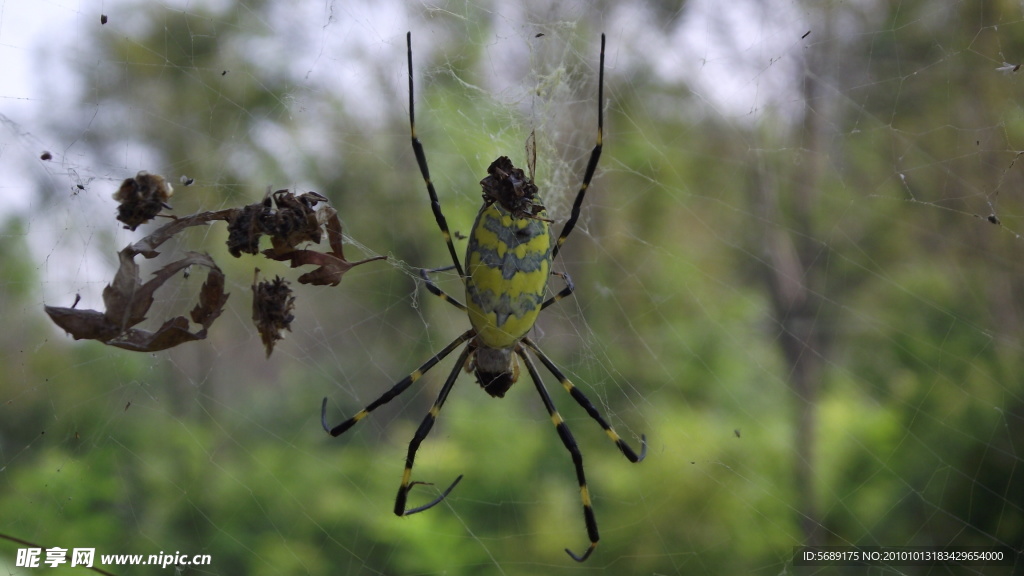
2 1 1023 575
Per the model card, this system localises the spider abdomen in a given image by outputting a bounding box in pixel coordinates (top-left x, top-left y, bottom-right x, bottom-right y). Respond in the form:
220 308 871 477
465 202 551 349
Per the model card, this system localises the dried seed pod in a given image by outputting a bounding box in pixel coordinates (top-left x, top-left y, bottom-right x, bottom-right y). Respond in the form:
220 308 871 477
226 202 266 257
252 270 295 357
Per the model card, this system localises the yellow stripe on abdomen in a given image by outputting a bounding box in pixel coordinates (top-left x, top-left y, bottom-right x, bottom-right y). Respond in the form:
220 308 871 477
465 203 551 348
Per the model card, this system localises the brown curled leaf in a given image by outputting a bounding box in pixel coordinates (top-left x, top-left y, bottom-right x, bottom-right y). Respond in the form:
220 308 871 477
191 263 229 328
45 251 228 352
107 316 201 352
45 307 123 342
130 207 237 259
260 201 384 286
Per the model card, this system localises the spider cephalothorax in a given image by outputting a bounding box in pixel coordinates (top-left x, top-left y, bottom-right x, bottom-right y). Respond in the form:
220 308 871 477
480 156 545 219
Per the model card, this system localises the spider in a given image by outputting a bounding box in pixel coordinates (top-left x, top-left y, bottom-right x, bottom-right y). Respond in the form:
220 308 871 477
322 32 646 562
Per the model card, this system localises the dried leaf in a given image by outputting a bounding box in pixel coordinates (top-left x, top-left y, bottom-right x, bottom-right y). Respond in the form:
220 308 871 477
191 264 229 327
45 251 228 352
108 316 201 352
44 307 122 342
260 202 384 286
130 208 236 259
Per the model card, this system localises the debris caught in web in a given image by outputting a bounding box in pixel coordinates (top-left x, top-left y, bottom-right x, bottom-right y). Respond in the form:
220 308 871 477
45 173 384 353
113 171 174 231
252 270 295 357
227 189 326 257
44 248 228 352
230 189 385 286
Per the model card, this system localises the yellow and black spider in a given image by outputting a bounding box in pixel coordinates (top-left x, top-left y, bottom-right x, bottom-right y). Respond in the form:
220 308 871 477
322 32 646 562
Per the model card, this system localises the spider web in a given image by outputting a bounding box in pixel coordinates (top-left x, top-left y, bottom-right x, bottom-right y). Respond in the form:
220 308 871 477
1 0 1022 574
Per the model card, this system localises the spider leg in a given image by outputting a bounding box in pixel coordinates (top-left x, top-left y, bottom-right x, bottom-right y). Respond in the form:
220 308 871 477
421 265 467 311
407 32 465 279
321 329 474 436
516 346 598 562
552 34 605 262
522 337 646 463
396 343 475 516
541 271 575 310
